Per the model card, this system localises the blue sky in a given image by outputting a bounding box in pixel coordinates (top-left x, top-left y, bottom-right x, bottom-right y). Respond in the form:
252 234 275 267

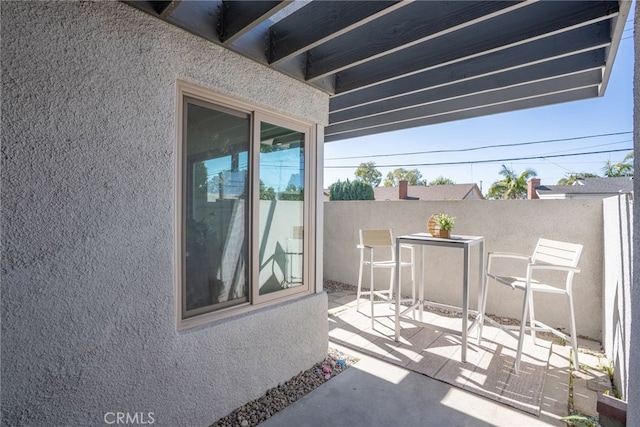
324 15 635 194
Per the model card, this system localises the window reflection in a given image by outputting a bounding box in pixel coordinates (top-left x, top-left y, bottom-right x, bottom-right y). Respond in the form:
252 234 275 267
184 100 249 315
258 122 305 295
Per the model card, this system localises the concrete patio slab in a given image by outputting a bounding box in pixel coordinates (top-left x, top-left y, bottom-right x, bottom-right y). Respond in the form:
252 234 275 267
261 342 564 427
223 289 606 426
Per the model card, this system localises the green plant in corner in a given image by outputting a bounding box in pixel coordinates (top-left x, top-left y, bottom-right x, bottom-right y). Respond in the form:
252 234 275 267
598 360 623 399
597 360 613 382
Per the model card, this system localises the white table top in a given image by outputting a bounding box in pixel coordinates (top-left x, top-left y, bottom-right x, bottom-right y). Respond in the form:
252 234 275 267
397 232 484 244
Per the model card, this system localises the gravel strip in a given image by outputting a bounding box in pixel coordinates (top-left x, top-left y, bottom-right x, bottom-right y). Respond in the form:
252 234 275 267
211 348 358 427
324 279 357 293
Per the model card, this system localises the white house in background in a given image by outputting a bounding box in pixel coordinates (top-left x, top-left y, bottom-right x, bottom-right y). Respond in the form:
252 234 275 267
2 1 634 426
374 181 484 201
531 177 634 199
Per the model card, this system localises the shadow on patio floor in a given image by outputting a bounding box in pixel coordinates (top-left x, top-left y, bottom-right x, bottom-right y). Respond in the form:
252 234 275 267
323 284 606 424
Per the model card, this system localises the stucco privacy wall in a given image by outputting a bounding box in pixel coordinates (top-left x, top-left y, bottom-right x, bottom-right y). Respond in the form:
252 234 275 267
325 200 604 340
629 3 640 424
602 195 633 398
2 2 328 426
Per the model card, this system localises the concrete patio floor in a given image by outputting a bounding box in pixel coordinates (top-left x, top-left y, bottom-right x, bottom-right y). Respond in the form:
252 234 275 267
262 287 608 427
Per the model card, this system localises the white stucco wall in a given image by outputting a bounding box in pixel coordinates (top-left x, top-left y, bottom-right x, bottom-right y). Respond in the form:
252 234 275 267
325 200 604 340
1 2 328 426
602 195 633 399
628 2 640 423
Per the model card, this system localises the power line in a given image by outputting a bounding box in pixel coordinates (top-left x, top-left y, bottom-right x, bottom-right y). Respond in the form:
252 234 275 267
325 131 632 161
324 147 633 169
540 157 572 172
536 139 631 156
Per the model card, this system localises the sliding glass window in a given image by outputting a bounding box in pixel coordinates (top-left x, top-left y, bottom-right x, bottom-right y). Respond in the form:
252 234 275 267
178 84 313 326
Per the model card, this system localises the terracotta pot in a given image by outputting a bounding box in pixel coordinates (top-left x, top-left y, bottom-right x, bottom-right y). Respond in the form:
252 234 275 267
439 229 450 239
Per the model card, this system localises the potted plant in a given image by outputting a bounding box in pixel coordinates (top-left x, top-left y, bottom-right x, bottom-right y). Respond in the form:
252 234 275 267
436 213 455 239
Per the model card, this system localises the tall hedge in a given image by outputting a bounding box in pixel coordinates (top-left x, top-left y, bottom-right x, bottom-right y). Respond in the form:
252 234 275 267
329 179 375 201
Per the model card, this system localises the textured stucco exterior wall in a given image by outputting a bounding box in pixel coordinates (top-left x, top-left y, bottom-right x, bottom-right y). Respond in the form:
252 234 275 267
629 2 640 424
1 2 328 426
325 200 604 340
602 195 633 398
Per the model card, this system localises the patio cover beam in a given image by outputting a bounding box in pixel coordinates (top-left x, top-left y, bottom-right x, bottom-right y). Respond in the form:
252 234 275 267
304 0 527 82
326 69 602 135
325 87 598 142
599 0 632 95
219 1 291 44
329 21 611 112
157 1 221 44
331 0 618 94
149 1 180 19
329 52 605 124
268 1 406 65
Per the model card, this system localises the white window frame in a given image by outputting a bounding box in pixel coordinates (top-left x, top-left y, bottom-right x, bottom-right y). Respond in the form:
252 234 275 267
175 80 317 330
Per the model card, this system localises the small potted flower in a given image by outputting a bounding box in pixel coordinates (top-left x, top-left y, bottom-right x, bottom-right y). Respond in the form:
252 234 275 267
436 213 455 239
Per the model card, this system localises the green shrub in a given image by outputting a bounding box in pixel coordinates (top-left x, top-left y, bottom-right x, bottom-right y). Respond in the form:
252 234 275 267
329 179 374 201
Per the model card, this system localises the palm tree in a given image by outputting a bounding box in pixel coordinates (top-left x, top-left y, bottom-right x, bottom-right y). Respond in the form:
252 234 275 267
602 152 634 177
602 159 618 177
557 172 599 186
487 165 537 199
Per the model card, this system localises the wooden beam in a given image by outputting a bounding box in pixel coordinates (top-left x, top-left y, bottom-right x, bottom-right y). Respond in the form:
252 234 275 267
150 1 181 19
327 70 602 134
273 55 336 94
329 22 611 112
165 1 220 43
122 1 160 16
600 0 632 95
325 87 598 142
305 0 527 81
329 51 605 124
330 1 618 93
268 1 405 64
220 1 291 44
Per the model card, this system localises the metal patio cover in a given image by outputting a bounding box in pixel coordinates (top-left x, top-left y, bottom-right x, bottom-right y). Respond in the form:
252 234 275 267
126 1 629 142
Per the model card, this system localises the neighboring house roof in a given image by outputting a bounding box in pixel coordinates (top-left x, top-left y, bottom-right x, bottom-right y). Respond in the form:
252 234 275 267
374 184 484 201
536 177 633 199
126 1 628 142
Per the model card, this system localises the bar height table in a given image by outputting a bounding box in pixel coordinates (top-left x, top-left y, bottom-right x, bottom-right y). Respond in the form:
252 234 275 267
394 233 485 363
